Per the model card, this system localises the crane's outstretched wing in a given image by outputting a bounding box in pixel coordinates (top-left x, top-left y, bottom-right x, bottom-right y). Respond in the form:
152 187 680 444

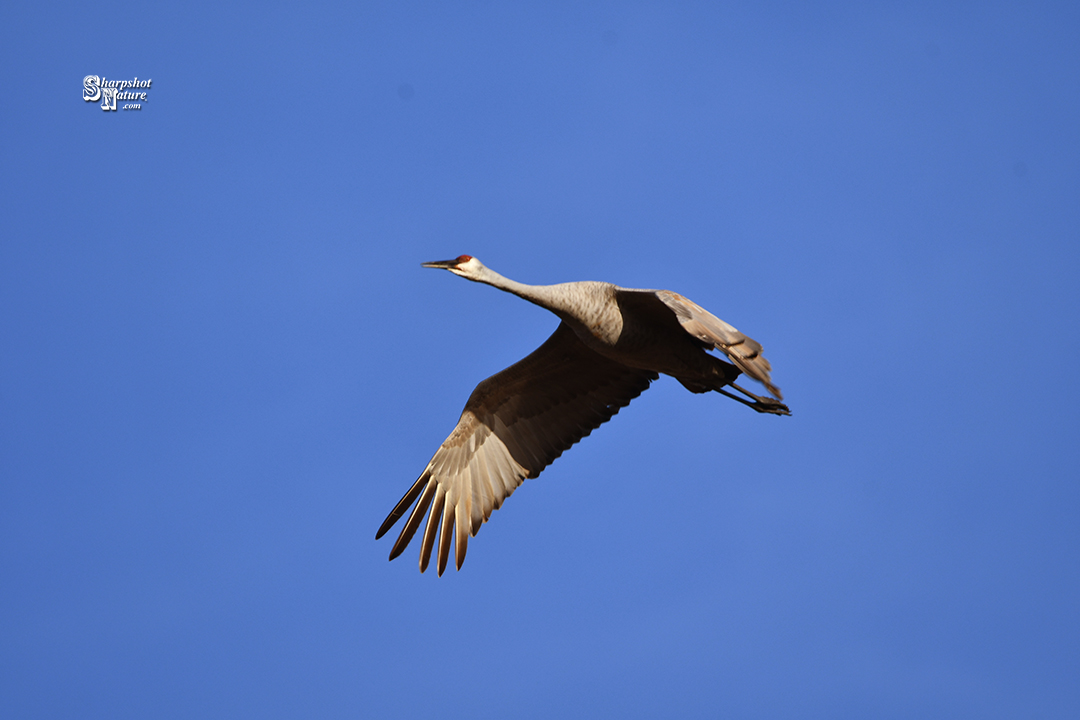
652 290 783 400
376 322 657 575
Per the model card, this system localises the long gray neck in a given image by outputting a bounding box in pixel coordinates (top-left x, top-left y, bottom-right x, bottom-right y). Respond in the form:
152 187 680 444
468 264 619 343
473 265 564 313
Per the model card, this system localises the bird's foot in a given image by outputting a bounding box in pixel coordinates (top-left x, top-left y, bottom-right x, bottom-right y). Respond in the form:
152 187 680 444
749 397 791 416
724 382 792 416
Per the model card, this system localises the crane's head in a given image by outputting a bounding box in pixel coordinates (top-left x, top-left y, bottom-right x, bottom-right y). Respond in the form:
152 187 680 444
421 255 487 281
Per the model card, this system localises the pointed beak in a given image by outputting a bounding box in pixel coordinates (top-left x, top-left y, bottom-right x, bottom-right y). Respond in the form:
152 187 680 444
421 259 460 269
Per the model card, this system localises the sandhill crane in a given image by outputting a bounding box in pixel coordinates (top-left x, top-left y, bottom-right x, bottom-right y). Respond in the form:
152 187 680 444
377 255 789 575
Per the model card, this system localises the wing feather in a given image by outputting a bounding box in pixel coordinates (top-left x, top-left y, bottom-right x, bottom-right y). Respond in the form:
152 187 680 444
438 502 455 575
652 289 783 399
378 322 657 574
419 485 445 573
386 476 435 561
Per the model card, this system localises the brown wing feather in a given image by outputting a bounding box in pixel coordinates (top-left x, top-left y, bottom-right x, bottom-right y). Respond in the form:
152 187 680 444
652 289 783 400
376 322 657 575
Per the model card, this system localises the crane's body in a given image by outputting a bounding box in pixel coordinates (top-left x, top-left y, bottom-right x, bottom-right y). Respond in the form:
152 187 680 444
377 255 789 575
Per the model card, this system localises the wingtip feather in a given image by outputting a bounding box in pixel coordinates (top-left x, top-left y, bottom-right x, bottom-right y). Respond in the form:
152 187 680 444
437 503 455 576
376 471 431 539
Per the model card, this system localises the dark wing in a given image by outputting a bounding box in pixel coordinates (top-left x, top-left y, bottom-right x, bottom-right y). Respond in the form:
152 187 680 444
376 322 657 575
652 289 783 400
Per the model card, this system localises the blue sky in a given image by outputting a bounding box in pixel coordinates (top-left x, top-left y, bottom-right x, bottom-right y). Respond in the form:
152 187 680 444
2 2 1078 717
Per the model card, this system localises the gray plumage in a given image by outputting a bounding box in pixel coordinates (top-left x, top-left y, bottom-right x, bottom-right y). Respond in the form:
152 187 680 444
376 255 789 575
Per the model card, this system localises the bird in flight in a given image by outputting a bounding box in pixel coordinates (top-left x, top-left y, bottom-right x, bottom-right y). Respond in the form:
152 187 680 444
377 256 789 575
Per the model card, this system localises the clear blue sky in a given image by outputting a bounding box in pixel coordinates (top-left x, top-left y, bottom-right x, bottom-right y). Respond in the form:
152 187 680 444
2 2 1078 718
